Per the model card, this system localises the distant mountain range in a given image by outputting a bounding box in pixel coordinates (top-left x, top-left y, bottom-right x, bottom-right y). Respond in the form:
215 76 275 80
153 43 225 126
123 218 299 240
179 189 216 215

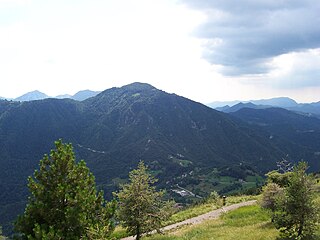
209 97 320 117
0 83 319 235
230 107 320 159
1 89 101 102
208 97 298 109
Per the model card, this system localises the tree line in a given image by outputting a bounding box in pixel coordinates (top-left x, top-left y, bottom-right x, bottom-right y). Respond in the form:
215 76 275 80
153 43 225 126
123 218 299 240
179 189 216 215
10 140 172 240
1 140 319 239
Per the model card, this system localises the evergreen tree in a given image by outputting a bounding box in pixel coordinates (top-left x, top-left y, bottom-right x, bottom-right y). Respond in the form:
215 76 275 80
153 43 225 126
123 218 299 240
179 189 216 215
260 182 283 213
0 226 5 240
273 162 319 239
115 161 173 240
15 139 115 240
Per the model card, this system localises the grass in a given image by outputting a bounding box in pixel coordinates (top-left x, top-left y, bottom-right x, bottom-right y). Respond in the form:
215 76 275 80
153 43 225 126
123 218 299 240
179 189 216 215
110 194 258 239
164 202 219 226
157 195 258 227
143 205 278 240
111 192 319 240
110 226 128 239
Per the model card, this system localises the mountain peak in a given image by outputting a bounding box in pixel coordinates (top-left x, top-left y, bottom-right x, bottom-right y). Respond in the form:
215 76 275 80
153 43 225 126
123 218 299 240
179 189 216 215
252 97 297 107
122 82 156 91
15 90 49 101
72 90 101 101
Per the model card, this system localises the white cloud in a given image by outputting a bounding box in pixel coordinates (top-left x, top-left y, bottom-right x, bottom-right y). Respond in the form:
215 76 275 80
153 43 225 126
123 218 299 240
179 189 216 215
181 0 320 77
0 0 319 103
0 0 209 99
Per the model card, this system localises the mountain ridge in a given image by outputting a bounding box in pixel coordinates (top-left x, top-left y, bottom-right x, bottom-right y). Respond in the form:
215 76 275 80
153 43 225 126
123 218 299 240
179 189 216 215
210 97 320 117
208 97 298 109
1 82 318 235
1 90 101 102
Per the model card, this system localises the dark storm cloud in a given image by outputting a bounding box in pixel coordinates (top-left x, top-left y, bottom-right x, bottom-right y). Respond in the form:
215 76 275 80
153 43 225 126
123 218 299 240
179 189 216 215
181 0 320 76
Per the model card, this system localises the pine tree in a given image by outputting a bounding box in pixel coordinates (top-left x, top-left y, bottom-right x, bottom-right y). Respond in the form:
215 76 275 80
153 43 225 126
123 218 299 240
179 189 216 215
273 162 319 239
115 161 173 240
0 226 5 240
15 139 115 240
260 182 283 213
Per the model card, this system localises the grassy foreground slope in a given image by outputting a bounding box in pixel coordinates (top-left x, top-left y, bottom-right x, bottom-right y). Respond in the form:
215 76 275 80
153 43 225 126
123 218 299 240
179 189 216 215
144 190 320 240
144 205 278 240
111 195 258 239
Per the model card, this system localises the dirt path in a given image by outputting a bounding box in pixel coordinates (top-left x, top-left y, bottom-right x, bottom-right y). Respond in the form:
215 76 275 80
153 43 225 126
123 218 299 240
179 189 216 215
121 200 257 240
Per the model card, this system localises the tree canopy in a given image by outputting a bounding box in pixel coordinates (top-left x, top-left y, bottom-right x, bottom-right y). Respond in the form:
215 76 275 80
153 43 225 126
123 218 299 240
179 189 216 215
15 139 115 239
269 162 319 239
115 161 173 240
0 226 5 240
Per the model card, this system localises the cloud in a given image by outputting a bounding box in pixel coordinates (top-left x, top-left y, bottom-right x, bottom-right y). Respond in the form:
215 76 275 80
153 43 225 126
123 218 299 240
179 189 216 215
180 0 320 76
267 49 320 88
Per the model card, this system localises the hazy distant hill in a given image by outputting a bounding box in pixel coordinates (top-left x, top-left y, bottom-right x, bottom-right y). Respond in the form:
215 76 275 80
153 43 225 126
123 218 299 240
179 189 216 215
209 97 298 109
55 94 72 99
54 90 100 101
0 83 290 234
230 107 320 169
6 89 100 102
211 97 320 117
287 102 320 116
216 102 268 113
71 90 101 101
14 90 49 101
251 97 298 108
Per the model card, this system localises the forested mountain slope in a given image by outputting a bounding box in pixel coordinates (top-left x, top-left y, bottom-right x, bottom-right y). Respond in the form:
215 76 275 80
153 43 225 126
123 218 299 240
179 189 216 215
1 83 314 234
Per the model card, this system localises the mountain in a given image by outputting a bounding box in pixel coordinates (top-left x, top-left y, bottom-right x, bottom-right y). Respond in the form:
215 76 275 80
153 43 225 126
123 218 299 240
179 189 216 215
55 94 72 99
287 101 320 117
210 97 320 118
208 97 298 109
14 90 49 101
216 102 267 113
3 90 100 102
0 82 291 234
230 107 320 170
71 90 101 101
207 100 241 109
249 97 320 118
251 97 298 108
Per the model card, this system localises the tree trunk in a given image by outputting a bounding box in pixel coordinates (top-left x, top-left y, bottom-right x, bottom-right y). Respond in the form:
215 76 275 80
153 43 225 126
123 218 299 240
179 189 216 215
136 224 140 240
298 222 303 237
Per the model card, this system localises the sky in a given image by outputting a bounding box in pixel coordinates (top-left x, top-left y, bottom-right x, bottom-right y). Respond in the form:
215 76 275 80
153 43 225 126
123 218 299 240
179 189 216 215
0 0 320 103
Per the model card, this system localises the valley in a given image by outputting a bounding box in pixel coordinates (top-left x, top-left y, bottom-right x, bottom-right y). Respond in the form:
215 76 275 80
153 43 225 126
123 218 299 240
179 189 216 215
0 83 319 236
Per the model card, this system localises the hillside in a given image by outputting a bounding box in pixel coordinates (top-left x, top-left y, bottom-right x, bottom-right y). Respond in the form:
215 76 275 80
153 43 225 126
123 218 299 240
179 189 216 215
208 97 298 109
14 90 49 101
143 204 278 240
0 83 304 234
1 83 319 235
230 107 320 171
211 97 320 118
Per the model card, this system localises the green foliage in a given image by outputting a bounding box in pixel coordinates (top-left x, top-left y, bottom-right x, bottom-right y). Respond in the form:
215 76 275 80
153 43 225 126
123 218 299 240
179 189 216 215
14 140 115 240
260 182 284 213
0 83 300 233
2 83 320 234
144 205 278 240
222 205 271 227
115 161 173 240
273 162 319 239
0 226 5 240
208 191 221 205
265 170 292 187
